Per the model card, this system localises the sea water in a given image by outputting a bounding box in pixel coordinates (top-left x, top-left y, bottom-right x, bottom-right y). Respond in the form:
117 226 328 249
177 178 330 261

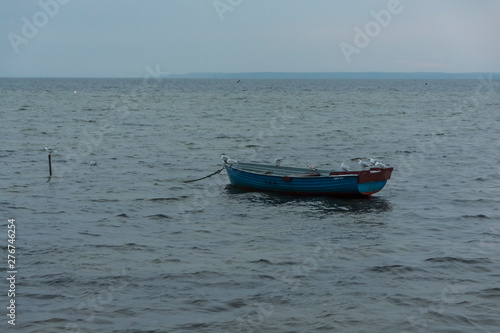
1 77 499 332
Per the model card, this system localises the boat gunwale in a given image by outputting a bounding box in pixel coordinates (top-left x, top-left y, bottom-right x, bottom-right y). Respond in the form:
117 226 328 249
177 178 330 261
226 162 341 178
226 162 390 179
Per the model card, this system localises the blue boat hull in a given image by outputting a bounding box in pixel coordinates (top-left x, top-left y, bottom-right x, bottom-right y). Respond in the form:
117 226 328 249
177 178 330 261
224 163 391 197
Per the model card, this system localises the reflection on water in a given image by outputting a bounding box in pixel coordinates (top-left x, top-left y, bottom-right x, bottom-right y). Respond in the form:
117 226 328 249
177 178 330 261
224 184 392 214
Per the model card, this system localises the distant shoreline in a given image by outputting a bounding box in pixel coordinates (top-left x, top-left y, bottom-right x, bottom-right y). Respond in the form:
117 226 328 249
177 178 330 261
1 72 499 79
164 72 500 80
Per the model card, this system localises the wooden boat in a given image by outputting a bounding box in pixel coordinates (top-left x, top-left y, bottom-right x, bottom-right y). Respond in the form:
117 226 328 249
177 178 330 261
223 160 393 197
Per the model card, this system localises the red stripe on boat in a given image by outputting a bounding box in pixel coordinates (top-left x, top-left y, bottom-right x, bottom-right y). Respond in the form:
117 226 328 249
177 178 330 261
329 167 393 184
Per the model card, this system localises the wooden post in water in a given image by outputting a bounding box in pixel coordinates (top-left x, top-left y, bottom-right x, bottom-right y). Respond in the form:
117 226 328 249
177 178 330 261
44 147 55 181
48 154 52 177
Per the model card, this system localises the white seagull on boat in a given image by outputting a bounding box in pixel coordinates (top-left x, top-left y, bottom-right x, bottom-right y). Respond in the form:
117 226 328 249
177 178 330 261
274 156 286 167
358 159 371 169
221 155 238 164
341 163 350 171
375 161 387 168
369 158 381 165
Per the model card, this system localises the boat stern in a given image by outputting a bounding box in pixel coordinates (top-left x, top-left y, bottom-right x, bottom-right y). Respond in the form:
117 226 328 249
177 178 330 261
357 167 393 196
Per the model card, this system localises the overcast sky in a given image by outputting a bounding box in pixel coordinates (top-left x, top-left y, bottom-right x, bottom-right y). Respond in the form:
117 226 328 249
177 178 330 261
1 0 499 77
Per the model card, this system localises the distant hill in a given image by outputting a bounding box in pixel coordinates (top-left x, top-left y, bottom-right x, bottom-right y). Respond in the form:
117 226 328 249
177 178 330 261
164 72 500 79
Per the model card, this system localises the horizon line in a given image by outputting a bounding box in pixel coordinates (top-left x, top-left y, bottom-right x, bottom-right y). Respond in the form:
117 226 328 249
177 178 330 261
1 71 499 79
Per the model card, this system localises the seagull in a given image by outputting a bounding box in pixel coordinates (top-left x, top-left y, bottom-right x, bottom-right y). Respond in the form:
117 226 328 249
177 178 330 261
358 159 371 169
375 161 387 168
307 164 316 170
341 163 350 171
226 158 238 164
44 147 56 154
369 158 381 165
274 156 286 167
220 155 230 163
89 161 97 166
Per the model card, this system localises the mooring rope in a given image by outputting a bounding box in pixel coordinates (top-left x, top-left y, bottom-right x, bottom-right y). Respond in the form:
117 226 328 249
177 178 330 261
183 165 225 183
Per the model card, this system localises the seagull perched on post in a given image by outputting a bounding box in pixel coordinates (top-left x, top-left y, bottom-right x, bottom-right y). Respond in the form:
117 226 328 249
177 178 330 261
358 159 371 169
341 163 350 171
44 147 56 154
274 156 286 167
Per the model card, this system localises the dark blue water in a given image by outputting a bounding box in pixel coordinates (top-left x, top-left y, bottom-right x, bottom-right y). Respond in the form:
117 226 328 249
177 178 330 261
1 77 499 332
